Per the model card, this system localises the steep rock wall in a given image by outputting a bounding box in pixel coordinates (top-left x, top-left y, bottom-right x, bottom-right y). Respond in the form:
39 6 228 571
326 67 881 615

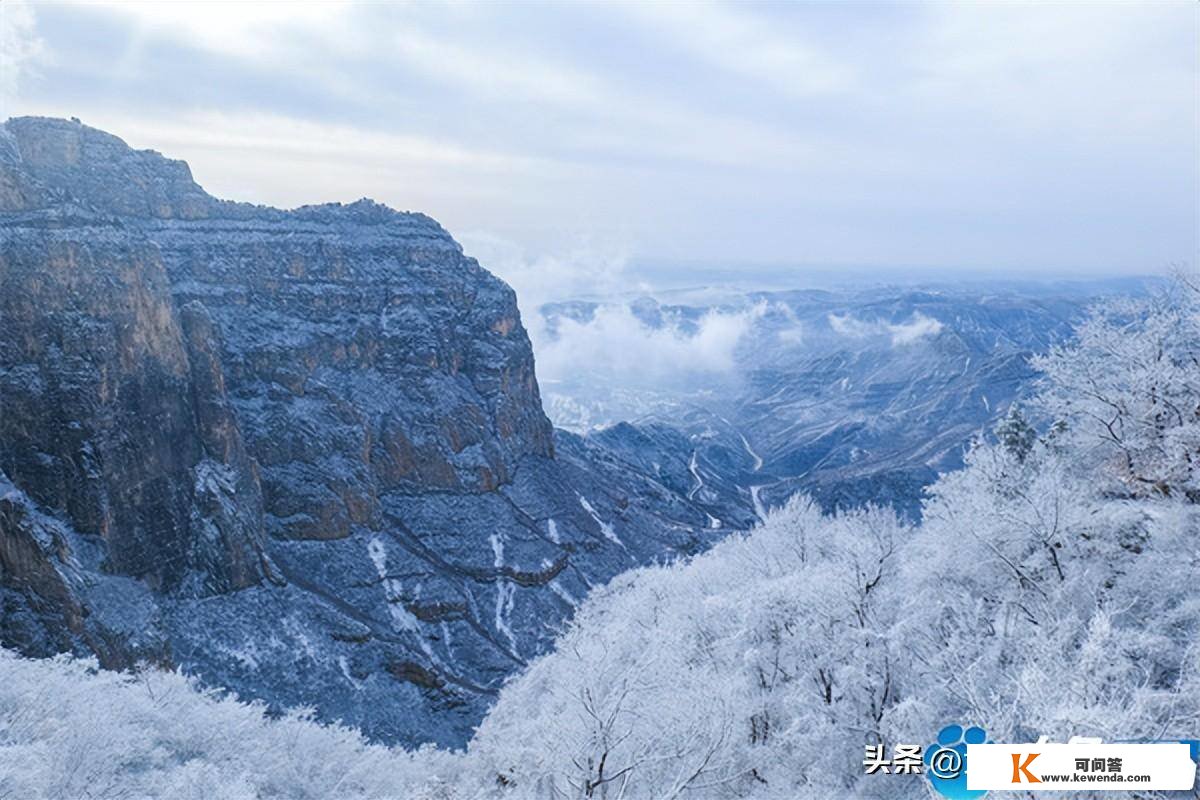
0 117 748 746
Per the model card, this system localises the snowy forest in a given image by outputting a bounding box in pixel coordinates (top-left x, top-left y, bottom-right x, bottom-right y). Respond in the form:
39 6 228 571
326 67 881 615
2 276 1197 799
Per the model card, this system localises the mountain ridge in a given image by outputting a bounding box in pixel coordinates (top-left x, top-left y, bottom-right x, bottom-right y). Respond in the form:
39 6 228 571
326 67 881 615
0 116 751 746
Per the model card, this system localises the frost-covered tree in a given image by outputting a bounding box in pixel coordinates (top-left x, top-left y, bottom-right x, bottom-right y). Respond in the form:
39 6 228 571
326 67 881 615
1032 276 1200 501
0 649 465 800
893 274 1200 753
995 403 1038 462
465 497 913 800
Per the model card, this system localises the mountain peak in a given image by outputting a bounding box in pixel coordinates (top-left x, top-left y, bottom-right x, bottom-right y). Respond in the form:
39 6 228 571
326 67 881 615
1 117 446 239
2 115 210 218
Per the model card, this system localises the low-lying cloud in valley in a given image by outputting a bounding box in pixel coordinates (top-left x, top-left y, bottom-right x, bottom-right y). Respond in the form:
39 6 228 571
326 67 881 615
827 311 944 346
535 303 764 388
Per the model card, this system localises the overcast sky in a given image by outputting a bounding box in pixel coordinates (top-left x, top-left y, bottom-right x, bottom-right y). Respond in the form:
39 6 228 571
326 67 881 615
2 1 1196 288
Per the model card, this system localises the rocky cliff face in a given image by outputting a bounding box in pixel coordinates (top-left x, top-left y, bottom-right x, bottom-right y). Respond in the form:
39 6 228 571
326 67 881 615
0 117 750 746
0 172 268 599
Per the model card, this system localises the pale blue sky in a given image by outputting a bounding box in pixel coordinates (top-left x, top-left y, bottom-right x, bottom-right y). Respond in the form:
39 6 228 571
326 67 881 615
2 1 1196 288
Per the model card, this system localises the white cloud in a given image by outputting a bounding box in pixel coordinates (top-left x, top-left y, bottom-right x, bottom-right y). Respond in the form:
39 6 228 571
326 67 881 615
827 312 943 347
617 1 853 97
75 0 353 62
912 2 1195 142
391 27 608 112
6 1 1195 272
0 1 44 115
383 18 837 172
827 313 871 339
887 312 944 346
772 303 806 344
457 233 639 312
536 303 764 387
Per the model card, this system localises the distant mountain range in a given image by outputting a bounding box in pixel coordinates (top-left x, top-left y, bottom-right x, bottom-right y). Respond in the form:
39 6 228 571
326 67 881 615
538 279 1154 519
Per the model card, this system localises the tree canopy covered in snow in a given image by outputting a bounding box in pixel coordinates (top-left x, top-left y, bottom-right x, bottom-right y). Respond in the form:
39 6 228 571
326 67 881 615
2 277 1198 799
